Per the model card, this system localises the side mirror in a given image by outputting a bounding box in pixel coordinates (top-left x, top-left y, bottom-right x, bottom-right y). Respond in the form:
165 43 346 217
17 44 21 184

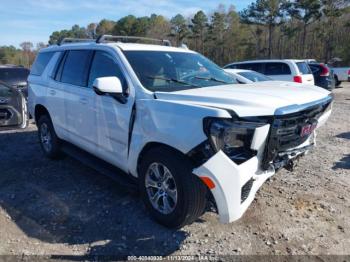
93 76 126 103
93 76 123 95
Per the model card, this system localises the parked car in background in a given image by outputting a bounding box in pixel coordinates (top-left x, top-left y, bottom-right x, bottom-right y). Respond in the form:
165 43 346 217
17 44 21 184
224 59 314 85
308 63 335 90
329 66 350 86
224 69 272 84
0 65 30 97
0 80 28 129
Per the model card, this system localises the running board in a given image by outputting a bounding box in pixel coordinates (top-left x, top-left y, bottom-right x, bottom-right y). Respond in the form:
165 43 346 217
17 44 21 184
61 142 138 192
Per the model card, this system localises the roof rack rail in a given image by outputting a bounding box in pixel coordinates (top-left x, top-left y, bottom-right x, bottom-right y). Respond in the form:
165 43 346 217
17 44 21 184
96 35 172 46
58 38 94 46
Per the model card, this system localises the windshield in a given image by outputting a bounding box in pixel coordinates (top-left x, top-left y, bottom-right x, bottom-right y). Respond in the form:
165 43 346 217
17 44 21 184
123 51 236 92
237 71 272 82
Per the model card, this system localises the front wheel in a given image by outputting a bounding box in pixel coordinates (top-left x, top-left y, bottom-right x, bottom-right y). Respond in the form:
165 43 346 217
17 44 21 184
139 147 207 228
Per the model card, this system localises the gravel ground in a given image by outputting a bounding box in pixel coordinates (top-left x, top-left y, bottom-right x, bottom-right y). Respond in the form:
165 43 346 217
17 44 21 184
0 83 349 258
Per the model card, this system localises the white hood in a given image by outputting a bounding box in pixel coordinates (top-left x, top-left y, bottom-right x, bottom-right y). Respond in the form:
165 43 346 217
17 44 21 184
155 82 331 117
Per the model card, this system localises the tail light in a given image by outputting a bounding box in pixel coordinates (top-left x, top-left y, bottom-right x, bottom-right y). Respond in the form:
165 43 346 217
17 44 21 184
348 69 350 76
319 64 330 77
293 76 302 83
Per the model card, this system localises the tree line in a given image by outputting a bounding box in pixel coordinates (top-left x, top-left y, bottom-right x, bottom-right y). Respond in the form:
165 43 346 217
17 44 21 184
1 0 349 68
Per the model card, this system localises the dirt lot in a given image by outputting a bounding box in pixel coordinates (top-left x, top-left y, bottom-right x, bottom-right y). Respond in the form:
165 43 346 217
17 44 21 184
0 83 349 259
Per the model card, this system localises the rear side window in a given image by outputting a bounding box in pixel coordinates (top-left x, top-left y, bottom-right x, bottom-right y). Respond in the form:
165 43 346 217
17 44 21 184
31 52 54 76
61 50 93 87
236 63 264 74
265 62 291 75
88 51 127 91
296 62 312 75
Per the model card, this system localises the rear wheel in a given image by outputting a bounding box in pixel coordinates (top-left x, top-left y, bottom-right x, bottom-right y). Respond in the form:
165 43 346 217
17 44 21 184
37 114 62 159
139 147 207 228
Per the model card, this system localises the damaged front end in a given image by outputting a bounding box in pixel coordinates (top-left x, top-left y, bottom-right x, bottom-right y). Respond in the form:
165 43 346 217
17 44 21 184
191 95 333 223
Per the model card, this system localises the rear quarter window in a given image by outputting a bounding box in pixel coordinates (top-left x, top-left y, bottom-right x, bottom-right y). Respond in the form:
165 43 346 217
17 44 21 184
296 62 312 75
264 62 291 75
31 52 55 76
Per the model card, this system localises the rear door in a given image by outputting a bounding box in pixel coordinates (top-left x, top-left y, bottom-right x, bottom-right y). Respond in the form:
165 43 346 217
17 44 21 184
264 62 292 81
296 62 314 84
0 81 27 129
59 50 96 153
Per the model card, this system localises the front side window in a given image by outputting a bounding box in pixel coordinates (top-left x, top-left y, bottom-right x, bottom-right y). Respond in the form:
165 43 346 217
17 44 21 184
124 51 236 92
61 50 93 87
265 62 291 75
88 51 127 91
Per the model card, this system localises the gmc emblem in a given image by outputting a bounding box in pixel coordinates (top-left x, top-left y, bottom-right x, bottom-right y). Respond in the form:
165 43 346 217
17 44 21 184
300 123 317 137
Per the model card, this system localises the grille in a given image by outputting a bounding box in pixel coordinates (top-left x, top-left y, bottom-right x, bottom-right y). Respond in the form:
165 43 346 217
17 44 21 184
262 100 331 170
241 178 254 203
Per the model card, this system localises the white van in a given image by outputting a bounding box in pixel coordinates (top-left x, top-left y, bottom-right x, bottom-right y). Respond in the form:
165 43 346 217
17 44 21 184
224 59 315 85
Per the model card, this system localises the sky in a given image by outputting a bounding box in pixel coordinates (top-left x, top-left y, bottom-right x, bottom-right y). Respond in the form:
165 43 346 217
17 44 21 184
0 0 254 48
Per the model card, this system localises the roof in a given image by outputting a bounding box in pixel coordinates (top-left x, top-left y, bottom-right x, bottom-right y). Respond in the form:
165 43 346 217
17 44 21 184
227 59 307 65
41 42 194 53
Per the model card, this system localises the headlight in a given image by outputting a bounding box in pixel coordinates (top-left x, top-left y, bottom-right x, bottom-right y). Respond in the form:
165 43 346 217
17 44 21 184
204 118 265 164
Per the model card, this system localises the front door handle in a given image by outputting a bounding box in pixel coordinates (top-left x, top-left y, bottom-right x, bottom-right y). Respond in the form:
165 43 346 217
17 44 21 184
49 89 56 96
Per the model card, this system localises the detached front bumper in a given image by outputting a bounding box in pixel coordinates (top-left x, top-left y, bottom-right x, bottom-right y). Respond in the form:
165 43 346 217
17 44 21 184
193 151 274 223
193 105 332 224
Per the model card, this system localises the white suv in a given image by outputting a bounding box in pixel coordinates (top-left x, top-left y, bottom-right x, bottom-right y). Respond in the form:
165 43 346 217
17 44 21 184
224 59 315 85
28 36 332 228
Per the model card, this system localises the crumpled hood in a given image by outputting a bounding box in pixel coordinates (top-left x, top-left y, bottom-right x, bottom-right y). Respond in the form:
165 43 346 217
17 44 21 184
155 82 331 117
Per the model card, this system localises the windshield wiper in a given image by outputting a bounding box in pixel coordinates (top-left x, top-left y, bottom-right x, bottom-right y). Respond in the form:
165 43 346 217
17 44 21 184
193 76 230 84
146 75 200 88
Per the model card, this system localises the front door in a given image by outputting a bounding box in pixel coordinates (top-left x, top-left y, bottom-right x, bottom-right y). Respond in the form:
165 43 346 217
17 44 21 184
88 50 134 171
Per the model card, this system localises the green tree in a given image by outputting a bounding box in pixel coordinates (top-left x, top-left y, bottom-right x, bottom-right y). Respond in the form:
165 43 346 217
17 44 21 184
170 14 190 45
208 11 226 64
191 11 208 53
96 19 115 35
147 14 171 39
287 0 322 57
240 0 287 58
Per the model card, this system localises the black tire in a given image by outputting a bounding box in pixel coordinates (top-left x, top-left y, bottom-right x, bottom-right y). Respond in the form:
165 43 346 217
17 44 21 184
139 146 207 228
335 76 341 87
37 114 62 159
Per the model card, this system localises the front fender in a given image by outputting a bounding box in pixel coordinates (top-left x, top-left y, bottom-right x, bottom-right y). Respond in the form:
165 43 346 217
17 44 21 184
127 98 231 177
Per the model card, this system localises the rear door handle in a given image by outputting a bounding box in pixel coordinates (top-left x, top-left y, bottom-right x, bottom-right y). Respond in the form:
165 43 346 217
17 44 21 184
49 89 56 96
79 98 88 105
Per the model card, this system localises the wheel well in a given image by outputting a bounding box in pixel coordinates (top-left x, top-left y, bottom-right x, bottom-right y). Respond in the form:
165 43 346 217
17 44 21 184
34 104 50 123
137 142 188 174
